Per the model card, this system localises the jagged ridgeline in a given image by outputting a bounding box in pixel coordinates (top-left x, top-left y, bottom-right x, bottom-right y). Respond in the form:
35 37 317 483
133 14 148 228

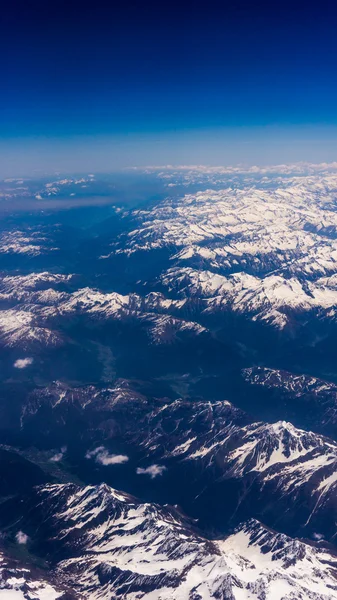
1 165 337 599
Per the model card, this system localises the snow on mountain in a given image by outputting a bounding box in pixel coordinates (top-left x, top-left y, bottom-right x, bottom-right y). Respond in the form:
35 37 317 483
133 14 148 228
99 174 337 329
243 367 337 437
0 308 62 349
225 420 323 474
0 230 58 256
120 396 337 538
219 518 337 600
115 177 337 270
50 286 206 343
20 379 153 437
0 273 73 294
9 482 337 600
53 286 131 316
20 384 246 457
0 273 74 309
0 547 75 599
0 272 206 348
243 366 337 400
140 312 206 343
20 381 337 540
138 398 247 461
161 267 337 329
3 167 337 598
5 174 337 335
139 396 334 479
24 378 149 414
4 268 337 339
145 399 337 477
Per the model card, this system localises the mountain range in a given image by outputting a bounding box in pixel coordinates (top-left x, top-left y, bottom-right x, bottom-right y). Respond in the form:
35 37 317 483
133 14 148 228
1 164 337 598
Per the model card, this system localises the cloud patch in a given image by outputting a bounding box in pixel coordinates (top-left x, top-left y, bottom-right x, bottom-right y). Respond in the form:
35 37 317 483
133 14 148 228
14 357 33 369
86 446 129 466
49 446 67 463
16 531 29 544
136 464 167 479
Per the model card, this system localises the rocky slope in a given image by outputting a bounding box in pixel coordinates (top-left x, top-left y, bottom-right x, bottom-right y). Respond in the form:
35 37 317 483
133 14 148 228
105 173 337 331
2 165 337 598
243 367 337 439
15 381 337 542
2 482 337 600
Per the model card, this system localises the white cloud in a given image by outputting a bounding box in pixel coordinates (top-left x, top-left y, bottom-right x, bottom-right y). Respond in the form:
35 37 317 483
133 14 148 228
50 453 63 462
136 464 167 479
16 531 28 544
86 446 129 466
313 532 325 541
49 446 67 463
135 162 337 177
14 357 33 369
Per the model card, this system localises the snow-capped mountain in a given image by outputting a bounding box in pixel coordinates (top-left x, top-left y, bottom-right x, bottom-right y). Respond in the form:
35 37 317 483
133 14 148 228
0 229 56 257
2 166 337 598
3 482 337 600
0 308 63 349
136 401 337 540
116 176 337 275
0 272 207 349
101 173 337 330
17 380 337 541
0 546 77 599
0 272 74 294
4 173 337 351
161 267 337 329
243 367 337 439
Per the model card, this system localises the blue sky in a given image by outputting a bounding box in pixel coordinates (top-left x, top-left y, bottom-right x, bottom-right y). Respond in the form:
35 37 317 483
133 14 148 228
2 0 337 175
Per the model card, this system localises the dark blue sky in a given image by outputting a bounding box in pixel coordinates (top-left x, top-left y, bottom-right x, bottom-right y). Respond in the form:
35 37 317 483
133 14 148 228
2 0 337 174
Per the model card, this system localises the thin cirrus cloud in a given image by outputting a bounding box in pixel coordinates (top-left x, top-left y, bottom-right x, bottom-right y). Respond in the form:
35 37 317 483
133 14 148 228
136 464 167 479
86 446 129 466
